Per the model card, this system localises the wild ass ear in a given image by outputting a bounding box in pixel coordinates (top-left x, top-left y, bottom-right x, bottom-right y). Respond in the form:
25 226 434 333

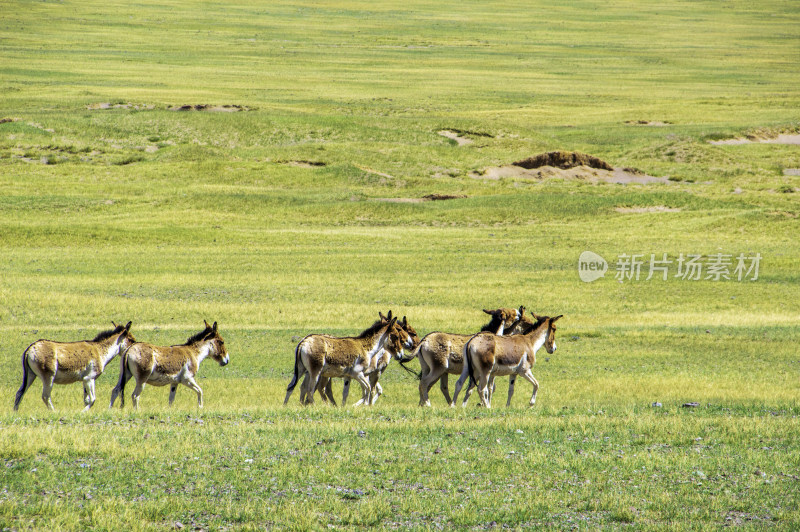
402 316 408 327
379 311 387 322
212 321 218 333
551 315 563 323
125 321 132 331
483 309 494 315
387 310 393 320
112 321 118 328
204 319 211 329
532 312 540 320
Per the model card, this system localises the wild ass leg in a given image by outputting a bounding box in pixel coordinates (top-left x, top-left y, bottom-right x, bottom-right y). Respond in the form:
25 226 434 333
183 377 204 408
461 379 476 407
439 375 452 405
320 378 338 406
506 376 517 407
297 373 310 404
131 379 145 410
81 379 96 412
350 372 373 407
369 372 383 406
41 373 56 411
520 370 539 406
110 360 132 409
300 368 322 405
451 364 470 407
419 365 447 407
341 378 351 407
83 382 91 408
477 374 492 409
169 384 178 406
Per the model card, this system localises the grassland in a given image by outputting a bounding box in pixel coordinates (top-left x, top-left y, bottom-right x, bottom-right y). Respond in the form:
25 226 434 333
1 0 799 529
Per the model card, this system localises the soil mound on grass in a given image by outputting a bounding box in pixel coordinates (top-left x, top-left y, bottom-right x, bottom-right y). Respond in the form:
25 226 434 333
512 151 614 171
709 128 800 145
471 151 669 185
168 104 252 112
423 193 467 201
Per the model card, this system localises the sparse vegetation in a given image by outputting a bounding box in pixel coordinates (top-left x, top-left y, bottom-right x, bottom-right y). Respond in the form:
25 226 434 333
1 0 799 529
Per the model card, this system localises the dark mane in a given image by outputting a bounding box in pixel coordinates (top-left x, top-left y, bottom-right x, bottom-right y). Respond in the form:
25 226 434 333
91 324 125 342
356 319 388 339
527 315 549 333
185 326 212 345
480 317 504 333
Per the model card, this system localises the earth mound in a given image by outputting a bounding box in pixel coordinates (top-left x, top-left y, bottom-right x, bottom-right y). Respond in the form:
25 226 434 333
168 104 252 112
512 151 614 171
471 151 669 184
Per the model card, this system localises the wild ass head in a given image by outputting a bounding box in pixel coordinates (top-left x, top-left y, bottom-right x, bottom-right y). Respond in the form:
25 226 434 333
530 312 563 354
198 320 230 366
107 321 136 352
379 311 416 360
482 306 523 335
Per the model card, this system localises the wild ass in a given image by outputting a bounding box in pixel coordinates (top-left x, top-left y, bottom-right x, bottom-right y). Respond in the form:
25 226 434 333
334 314 419 406
412 307 523 407
298 311 409 406
14 322 135 412
109 320 229 409
451 312 562 408
284 313 412 407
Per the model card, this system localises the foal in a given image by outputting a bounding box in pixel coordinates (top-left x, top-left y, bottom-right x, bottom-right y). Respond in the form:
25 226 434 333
110 321 229 409
14 322 135 411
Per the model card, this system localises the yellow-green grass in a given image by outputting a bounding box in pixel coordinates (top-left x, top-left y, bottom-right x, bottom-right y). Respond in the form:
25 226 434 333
2 0 800 529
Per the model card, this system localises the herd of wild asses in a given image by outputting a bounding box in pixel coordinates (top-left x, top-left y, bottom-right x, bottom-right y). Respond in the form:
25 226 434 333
13 307 562 411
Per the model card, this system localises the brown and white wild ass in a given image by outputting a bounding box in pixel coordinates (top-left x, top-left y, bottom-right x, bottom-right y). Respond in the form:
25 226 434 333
411 307 523 407
335 314 419 406
451 312 562 408
109 320 229 409
284 313 413 407
14 322 135 412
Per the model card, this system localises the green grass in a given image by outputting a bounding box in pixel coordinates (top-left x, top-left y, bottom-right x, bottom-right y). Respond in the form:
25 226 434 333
1 0 799 529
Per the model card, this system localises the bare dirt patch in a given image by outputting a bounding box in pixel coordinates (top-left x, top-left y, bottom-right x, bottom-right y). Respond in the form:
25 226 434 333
277 160 327 168
439 130 473 146
423 193 467 201
438 128 493 146
614 206 681 213
625 120 672 126
87 103 155 110
168 104 252 112
513 151 614 171
783 168 800 176
471 151 669 185
371 197 425 203
371 193 467 203
709 132 800 145
355 165 394 179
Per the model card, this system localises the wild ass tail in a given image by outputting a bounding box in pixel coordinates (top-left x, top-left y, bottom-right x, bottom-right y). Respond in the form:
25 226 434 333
109 349 131 408
398 342 423 380
13 348 35 411
283 341 304 405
